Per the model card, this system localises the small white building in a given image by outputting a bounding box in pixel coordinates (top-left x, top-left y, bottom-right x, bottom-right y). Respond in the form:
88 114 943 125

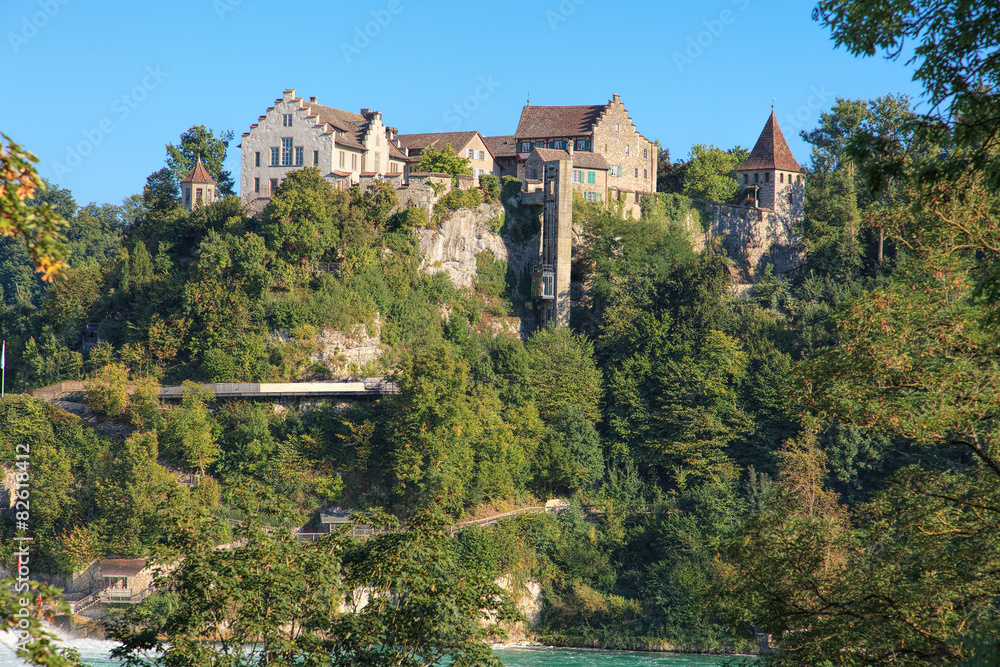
240 89 407 211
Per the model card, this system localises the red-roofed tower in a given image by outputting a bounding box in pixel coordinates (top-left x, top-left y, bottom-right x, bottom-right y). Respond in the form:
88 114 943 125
180 156 217 211
735 112 804 220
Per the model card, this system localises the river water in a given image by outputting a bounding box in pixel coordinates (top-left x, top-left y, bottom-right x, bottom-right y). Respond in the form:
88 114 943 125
0 632 746 666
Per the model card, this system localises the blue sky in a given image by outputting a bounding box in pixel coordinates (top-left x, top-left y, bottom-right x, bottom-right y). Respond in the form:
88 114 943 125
1 0 926 207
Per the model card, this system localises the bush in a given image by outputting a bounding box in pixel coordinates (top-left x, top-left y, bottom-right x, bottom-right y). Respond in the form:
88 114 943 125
435 187 482 220
400 206 430 229
87 363 129 419
480 174 501 201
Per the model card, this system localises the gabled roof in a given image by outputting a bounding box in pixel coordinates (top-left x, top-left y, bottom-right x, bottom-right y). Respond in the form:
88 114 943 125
180 158 216 184
484 135 517 157
397 131 479 153
737 112 803 172
515 105 606 138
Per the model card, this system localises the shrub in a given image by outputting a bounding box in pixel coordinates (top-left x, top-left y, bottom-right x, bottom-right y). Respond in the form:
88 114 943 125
87 363 129 419
400 206 431 228
480 174 501 201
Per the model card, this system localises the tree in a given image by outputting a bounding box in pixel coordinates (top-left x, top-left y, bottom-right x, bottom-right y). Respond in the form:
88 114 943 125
0 134 70 280
414 143 472 180
682 144 748 203
656 144 687 194
162 381 219 474
165 125 235 196
261 167 338 263
143 167 179 213
525 326 603 424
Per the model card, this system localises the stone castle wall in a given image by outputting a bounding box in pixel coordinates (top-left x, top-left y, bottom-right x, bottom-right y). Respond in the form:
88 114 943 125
708 202 803 284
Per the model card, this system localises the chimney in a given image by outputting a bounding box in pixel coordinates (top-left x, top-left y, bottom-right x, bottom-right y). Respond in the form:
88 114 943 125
361 108 372 117
612 93 621 103
310 96 317 103
566 139 574 156
283 89 295 101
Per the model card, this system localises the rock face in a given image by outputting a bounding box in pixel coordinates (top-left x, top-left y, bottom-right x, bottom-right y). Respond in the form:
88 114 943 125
273 316 383 379
414 202 507 288
709 203 803 284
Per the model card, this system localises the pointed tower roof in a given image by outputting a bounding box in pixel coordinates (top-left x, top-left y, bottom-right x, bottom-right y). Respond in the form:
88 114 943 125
737 112 802 172
180 156 217 184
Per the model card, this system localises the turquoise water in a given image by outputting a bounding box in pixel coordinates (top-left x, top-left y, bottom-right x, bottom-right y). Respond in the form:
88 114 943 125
0 633 744 666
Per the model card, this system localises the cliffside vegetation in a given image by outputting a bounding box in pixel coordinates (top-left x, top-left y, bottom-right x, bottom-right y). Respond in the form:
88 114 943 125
4 3 1000 663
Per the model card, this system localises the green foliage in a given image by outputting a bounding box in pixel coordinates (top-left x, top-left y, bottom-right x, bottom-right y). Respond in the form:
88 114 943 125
480 173 501 201
398 205 430 229
433 187 483 224
526 326 603 424
682 144 748 203
165 125 235 196
86 363 129 419
414 143 472 180
261 168 338 263
162 381 219 474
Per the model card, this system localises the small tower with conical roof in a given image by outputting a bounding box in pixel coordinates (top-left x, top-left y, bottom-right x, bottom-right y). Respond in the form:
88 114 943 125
180 156 217 211
735 112 803 221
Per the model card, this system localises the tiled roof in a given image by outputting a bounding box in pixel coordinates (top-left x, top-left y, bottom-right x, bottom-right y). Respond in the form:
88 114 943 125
359 172 378 177
532 147 572 162
572 152 610 170
305 102 369 150
180 159 216 184
738 112 803 172
409 172 451 179
515 104 606 138
484 135 517 157
329 170 352 178
387 142 407 160
397 131 478 153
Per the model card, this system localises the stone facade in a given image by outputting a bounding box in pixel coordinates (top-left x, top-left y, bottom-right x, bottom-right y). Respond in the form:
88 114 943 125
514 94 656 219
702 112 806 285
240 89 407 212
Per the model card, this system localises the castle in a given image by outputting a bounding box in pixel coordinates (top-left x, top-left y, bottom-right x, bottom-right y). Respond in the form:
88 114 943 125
228 89 805 325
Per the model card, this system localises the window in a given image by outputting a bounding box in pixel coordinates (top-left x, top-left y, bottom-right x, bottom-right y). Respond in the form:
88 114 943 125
254 177 260 193
184 188 190 206
271 147 280 166
625 145 630 156
576 139 590 151
314 150 319 166
477 150 485 160
585 191 601 202
755 173 759 183
340 151 346 168
282 138 293 166
255 152 260 167
196 187 203 204
779 173 784 183
282 114 293 127
374 153 380 173
743 174 748 183
635 191 640 204
467 148 475 158
336 180 345 191
588 171 595 185
643 148 648 159
634 168 638 178
765 172 770 183
351 154 357 170
269 178 278 193
615 123 620 134
531 168 538 179
609 168 615 178
295 146 304 166
643 168 648 179
573 170 581 183
617 166 623 177
376 135 380 146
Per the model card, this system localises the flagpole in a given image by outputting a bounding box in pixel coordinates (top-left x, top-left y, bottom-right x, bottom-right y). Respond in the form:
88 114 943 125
1 340 5 399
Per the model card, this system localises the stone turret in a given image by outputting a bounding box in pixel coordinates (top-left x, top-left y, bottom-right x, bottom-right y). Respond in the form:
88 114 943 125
734 112 804 219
